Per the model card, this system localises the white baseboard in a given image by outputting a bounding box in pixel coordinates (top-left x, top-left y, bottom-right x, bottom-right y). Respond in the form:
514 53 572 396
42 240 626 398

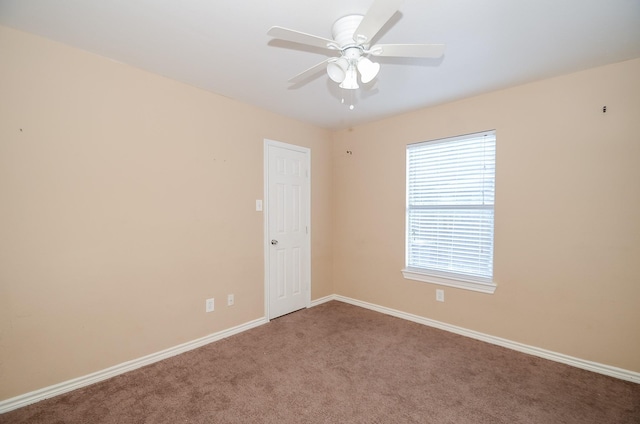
3 295 637 414
309 294 335 307
0 317 268 414
327 294 640 384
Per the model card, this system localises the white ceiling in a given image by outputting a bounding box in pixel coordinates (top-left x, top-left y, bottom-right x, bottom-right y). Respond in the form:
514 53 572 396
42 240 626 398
1 0 639 130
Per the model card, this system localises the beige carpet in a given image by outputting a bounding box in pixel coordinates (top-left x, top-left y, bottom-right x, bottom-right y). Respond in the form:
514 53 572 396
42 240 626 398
2 301 639 423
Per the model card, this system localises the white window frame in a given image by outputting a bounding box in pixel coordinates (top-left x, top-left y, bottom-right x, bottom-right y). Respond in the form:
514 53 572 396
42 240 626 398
402 130 497 294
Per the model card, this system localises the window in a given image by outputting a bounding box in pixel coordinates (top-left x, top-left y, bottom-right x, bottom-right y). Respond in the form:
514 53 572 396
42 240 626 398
402 130 496 294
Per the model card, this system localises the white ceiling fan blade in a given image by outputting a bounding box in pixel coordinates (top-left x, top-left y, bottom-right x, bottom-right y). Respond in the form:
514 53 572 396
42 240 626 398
268 26 337 50
371 43 445 58
288 58 332 84
354 0 404 43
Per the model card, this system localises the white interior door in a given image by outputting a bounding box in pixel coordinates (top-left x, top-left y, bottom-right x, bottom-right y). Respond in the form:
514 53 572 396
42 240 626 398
265 140 310 320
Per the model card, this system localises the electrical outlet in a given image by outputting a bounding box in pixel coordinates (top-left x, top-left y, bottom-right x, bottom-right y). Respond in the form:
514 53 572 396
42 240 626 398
436 289 445 302
205 298 215 312
227 294 234 306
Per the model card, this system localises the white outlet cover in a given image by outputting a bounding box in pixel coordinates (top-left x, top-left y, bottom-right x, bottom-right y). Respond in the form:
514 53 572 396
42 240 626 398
206 298 215 312
436 289 445 302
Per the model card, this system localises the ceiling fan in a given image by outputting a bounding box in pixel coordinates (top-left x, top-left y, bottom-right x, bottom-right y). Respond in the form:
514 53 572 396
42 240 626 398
267 0 445 91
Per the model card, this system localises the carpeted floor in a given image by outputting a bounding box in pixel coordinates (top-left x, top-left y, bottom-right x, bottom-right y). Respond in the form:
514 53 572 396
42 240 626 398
2 301 639 423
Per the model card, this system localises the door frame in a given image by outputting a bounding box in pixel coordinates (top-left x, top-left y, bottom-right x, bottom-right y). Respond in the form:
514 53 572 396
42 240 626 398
263 139 311 321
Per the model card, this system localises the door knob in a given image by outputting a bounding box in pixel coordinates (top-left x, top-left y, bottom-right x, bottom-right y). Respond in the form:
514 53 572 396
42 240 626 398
271 239 278 245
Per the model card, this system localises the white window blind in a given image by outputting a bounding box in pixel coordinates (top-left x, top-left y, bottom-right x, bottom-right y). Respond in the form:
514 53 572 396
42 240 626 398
405 131 496 286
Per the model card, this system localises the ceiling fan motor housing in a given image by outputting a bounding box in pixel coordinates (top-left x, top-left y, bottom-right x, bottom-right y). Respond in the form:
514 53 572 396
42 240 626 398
332 15 366 48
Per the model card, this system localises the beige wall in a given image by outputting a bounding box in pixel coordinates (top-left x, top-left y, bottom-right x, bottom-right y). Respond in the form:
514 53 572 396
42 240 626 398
1 22 639 403
0 26 333 400
332 58 640 372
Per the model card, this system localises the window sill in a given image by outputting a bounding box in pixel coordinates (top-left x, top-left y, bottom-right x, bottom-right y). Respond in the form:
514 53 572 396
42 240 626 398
401 268 497 294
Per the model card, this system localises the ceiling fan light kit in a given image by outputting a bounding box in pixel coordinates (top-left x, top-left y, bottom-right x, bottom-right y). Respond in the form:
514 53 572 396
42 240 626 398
340 64 360 90
357 57 381 84
268 0 445 100
327 58 348 83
